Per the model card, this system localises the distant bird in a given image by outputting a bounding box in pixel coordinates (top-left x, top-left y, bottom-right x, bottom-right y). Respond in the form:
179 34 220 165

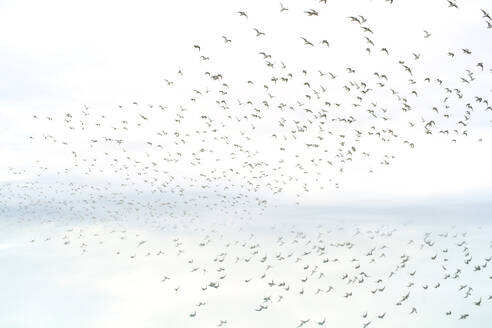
301 37 314 46
253 28 266 37
305 9 319 16
237 11 248 19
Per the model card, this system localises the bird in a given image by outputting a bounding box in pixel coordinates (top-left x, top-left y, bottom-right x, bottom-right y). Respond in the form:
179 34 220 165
447 0 458 9
305 9 319 16
253 28 266 37
301 37 314 46
237 11 248 19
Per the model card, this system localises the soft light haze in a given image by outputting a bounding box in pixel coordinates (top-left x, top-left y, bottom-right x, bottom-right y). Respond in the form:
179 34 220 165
1 0 491 327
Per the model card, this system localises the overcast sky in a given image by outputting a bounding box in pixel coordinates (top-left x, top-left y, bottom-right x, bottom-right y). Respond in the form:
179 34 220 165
2 2 492 328
1 0 492 209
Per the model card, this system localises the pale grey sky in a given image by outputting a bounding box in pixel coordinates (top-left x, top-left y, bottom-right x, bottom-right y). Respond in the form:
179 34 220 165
1 0 492 208
1 2 492 326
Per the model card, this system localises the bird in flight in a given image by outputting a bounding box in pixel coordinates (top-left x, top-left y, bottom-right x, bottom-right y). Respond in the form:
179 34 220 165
301 37 314 46
253 28 266 37
237 11 248 19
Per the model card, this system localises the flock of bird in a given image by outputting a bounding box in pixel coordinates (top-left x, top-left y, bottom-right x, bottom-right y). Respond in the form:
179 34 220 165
8 214 492 327
5 1 490 209
1 0 492 327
